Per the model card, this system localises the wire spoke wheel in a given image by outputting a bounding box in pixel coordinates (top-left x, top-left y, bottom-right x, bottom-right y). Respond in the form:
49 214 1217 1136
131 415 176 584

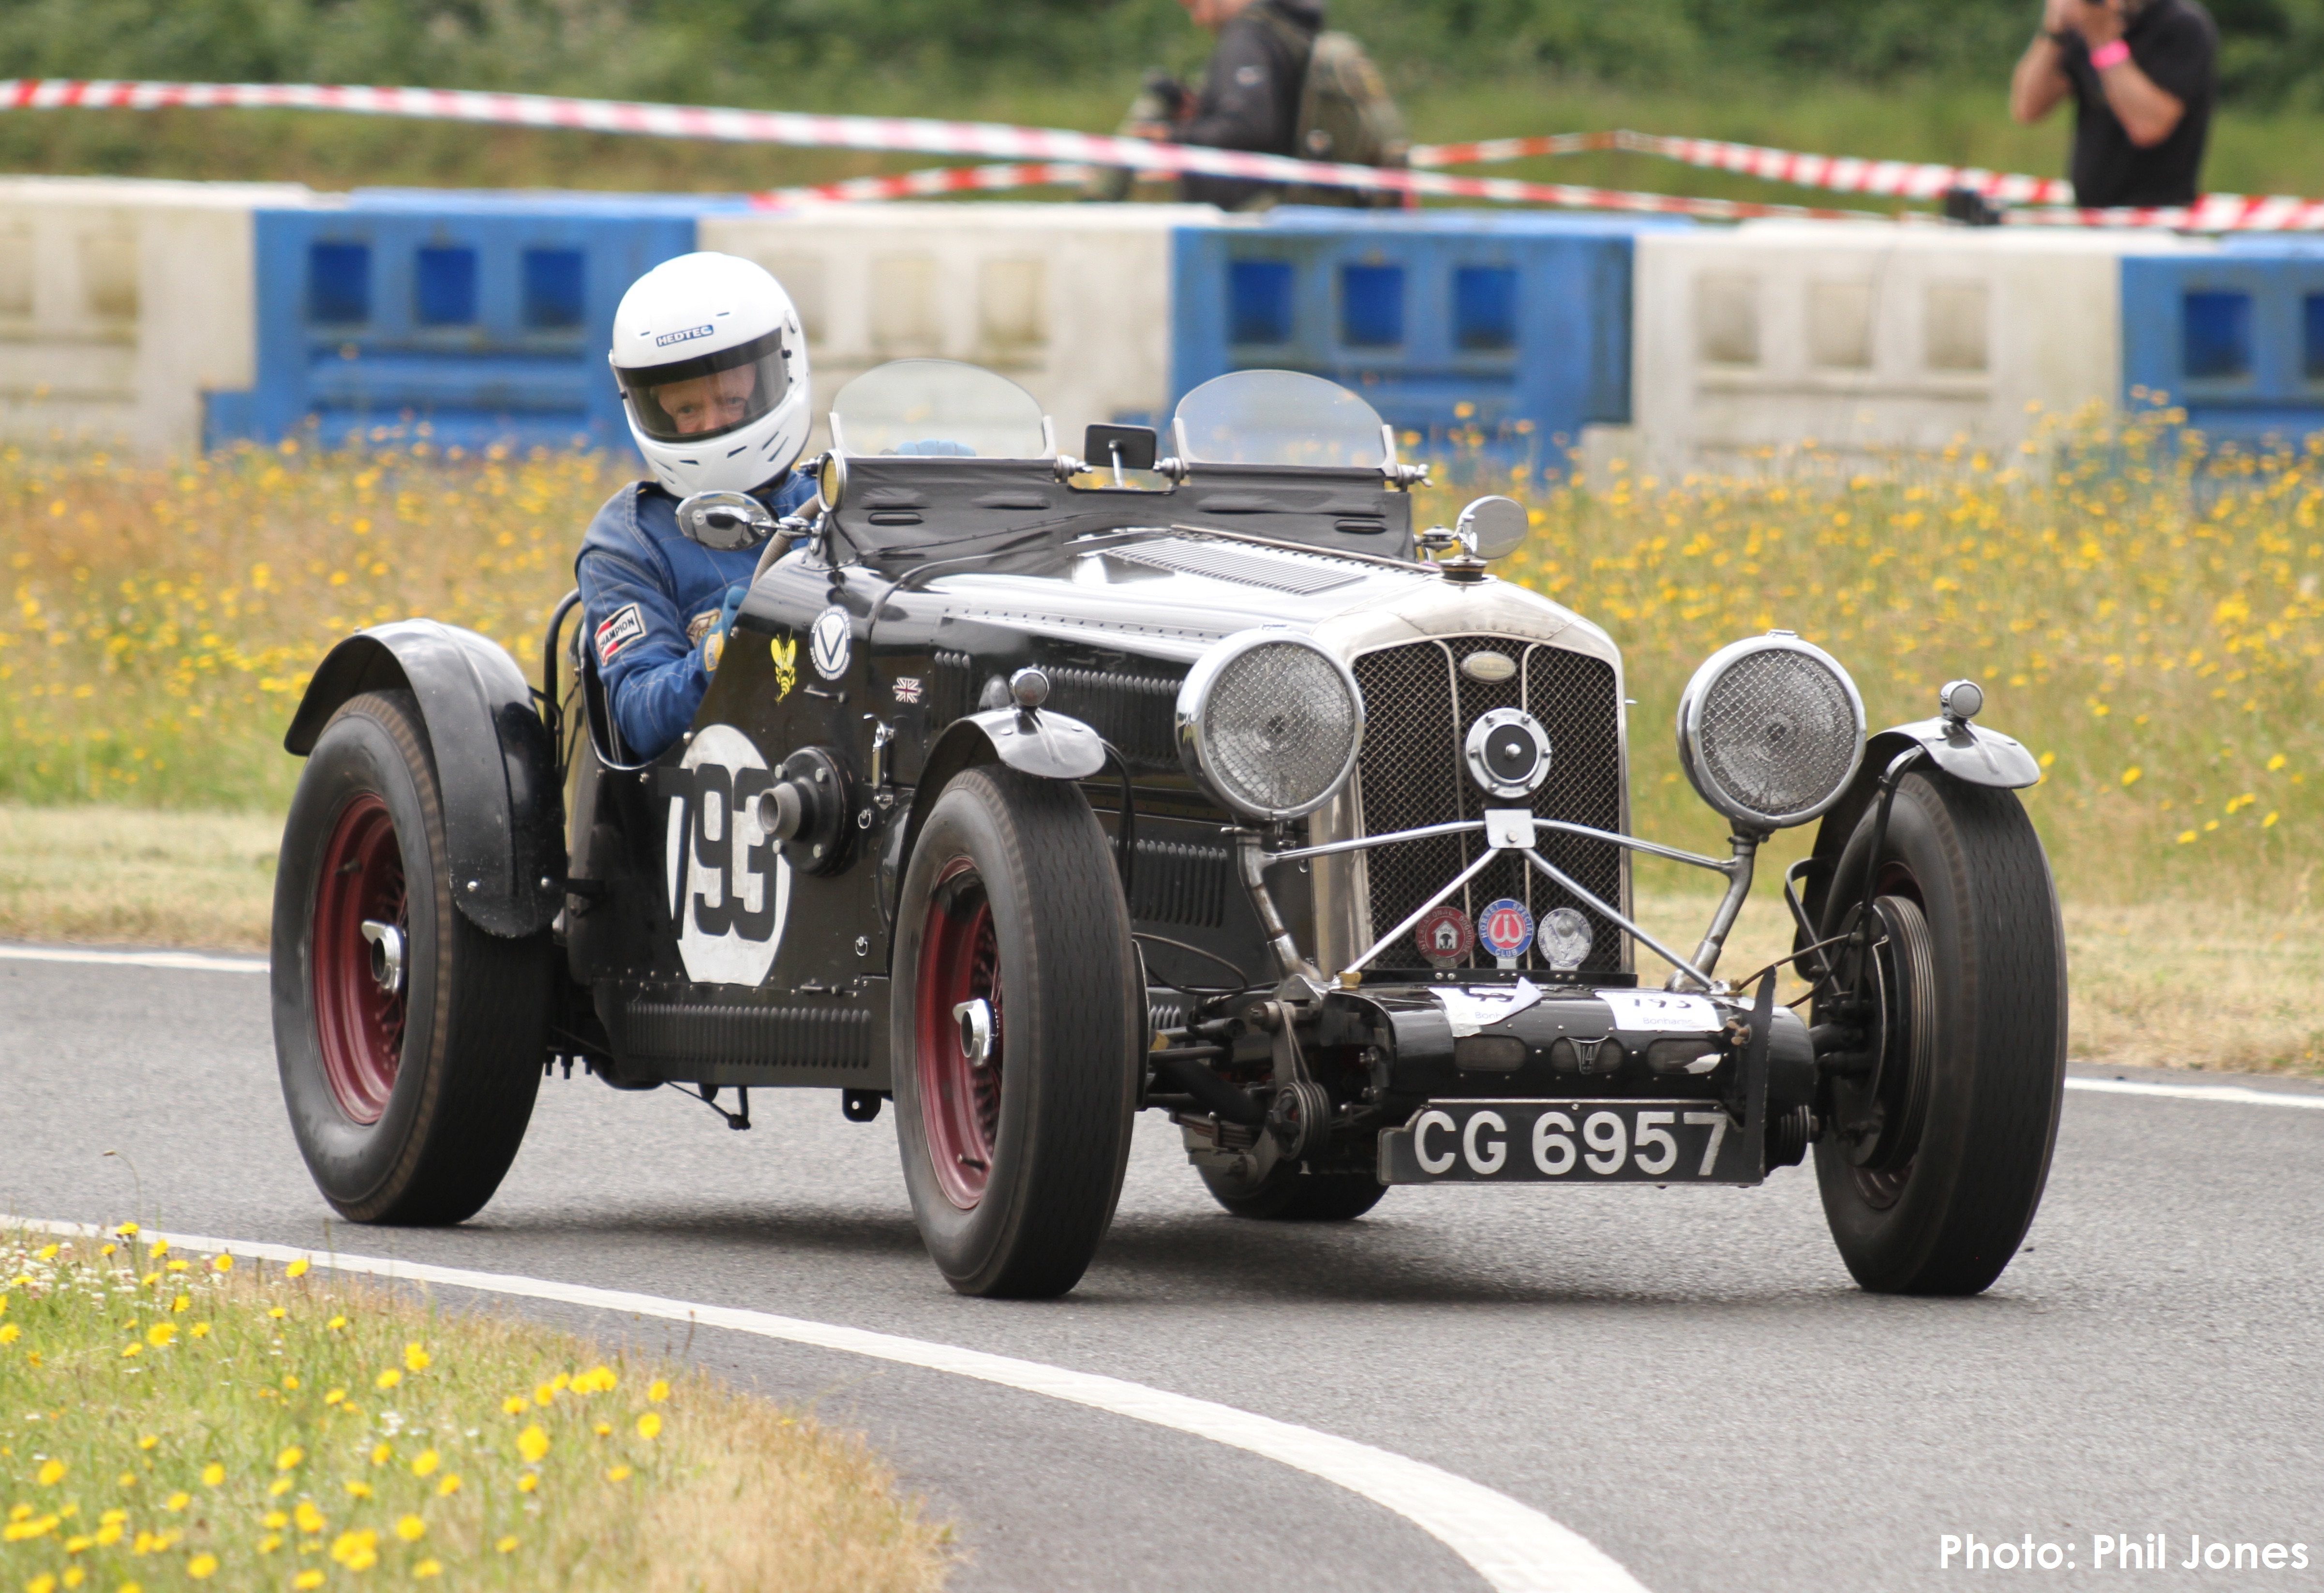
891 766 1140 1298
312 795 408 1125
272 689 549 1226
916 860 1005 1210
1811 767 2066 1295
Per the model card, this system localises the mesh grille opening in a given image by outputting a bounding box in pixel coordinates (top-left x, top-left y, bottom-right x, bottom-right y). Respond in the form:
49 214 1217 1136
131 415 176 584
1696 649 1858 822
1350 638 1624 976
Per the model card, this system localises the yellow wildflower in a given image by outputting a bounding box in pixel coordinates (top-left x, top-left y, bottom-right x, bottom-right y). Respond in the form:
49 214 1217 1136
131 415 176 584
276 1446 304 1472
344 1480 373 1500
606 1465 633 1482
402 1343 430 1373
209 1255 232 1273
38 1458 66 1486
517 1474 539 1494
495 1536 518 1554
375 1368 402 1390
295 1572 325 1590
370 1443 391 1466
186 1554 218 1579
648 1379 670 1403
414 1559 443 1578
500 1396 526 1416
324 1389 346 1406
395 1516 425 1543
434 1474 461 1498
199 1463 223 1487
294 1502 325 1535
164 1493 189 1513
636 1412 662 1441
189 1324 210 1339
285 1259 310 1279
326 1316 347 1332
145 1324 175 1349
0 1324 19 1345
516 1425 549 1464
409 1451 438 1478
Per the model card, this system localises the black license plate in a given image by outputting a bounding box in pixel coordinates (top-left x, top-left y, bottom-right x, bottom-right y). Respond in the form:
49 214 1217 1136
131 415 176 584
1377 1100 1756 1185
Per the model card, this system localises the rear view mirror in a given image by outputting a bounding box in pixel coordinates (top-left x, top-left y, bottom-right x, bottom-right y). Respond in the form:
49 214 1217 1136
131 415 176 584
1083 423 1159 473
675 490 779 552
1457 495 1529 560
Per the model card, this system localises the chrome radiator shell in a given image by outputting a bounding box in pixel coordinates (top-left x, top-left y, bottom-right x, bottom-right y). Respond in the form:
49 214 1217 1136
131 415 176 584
1306 580 1632 978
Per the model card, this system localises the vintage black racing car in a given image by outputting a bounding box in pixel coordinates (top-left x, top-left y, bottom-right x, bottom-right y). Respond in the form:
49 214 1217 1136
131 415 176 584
270 361 2066 1299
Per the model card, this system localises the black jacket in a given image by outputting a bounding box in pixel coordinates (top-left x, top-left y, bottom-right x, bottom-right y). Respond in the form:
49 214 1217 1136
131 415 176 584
1178 0 1322 210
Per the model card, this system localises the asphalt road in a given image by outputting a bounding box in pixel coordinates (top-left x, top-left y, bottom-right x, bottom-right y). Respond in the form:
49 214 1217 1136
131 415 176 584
4 951 2320 1591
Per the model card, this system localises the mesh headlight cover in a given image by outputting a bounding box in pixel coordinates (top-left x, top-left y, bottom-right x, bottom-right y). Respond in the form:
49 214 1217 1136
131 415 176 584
1678 635 1864 830
1178 634 1364 820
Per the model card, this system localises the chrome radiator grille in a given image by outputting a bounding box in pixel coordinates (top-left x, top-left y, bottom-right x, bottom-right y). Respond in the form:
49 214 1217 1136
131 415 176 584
1350 638 1625 975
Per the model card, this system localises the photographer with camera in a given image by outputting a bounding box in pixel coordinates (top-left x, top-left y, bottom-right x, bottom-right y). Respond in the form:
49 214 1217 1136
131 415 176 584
2011 0 2216 208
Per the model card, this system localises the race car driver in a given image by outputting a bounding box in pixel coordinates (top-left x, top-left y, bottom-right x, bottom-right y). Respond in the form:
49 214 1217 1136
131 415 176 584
577 252 819 762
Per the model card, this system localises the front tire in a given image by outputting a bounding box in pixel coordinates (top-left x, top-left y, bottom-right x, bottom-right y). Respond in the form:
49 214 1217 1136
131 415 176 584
1812 768 2066 1295
271 690 549 1224
891 767 1142 1298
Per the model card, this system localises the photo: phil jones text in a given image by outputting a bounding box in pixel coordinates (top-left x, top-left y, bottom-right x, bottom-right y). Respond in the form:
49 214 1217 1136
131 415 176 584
1940 1534 2311 1571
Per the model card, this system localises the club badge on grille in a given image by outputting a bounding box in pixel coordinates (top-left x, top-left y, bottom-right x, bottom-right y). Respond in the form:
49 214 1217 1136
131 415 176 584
1415 904 1475 969
1476 898 1535 964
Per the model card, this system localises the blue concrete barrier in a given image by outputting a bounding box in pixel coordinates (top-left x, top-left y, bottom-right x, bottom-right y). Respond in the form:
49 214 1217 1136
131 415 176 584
1170 209 1689 467
2122 240 2324 448
206 195 741 453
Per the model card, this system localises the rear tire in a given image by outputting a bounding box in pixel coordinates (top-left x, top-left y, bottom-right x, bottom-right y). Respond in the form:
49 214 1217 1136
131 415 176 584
271 690 549 1224
1812 768 2066 1295
1199 1160 1388 1221
891 767 1141 1298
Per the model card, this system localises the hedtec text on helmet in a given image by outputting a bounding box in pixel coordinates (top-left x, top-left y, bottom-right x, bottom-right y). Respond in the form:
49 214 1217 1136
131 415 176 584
611 252 812 498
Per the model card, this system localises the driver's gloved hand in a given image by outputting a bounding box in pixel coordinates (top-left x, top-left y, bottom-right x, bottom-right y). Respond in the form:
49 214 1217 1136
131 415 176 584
700 582 749 673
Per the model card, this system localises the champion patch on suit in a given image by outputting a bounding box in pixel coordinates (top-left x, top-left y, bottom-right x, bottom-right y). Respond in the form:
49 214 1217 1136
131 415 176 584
595 603 647 667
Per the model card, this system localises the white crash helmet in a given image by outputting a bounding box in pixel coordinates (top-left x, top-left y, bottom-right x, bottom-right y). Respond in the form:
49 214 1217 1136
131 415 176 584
610 252 811 498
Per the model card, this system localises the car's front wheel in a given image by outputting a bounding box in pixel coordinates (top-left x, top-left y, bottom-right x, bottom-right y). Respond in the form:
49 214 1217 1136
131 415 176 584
271 689 549 1224
1812 767 2066 1295
891 767 1141 1298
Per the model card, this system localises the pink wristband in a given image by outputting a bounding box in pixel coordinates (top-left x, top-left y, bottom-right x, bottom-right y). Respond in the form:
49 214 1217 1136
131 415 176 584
2089 39 2131 70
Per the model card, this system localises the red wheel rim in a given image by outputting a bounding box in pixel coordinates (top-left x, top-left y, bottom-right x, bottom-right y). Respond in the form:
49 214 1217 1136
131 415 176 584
917 857 1003 1210
312 794 408 1126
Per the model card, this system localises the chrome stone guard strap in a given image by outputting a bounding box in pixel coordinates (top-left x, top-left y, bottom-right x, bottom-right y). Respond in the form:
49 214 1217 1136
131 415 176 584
1251 810 1762 992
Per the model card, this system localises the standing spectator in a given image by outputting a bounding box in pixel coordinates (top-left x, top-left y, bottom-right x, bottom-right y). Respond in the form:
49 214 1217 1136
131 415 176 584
2011 0 2217 208
1139 0 1324 211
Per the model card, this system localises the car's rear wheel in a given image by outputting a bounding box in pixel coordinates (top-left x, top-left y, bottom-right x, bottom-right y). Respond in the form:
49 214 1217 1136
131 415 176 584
891 767 1140 1298
1812 767 2066 1295
1198 1158 1388 1221
272 689 549 1224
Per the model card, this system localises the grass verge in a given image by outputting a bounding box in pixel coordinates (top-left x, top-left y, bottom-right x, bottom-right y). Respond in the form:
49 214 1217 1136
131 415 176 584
0 1229 953 1593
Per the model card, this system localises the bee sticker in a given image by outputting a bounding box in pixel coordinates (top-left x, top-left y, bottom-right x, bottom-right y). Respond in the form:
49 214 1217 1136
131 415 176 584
770 634 799 701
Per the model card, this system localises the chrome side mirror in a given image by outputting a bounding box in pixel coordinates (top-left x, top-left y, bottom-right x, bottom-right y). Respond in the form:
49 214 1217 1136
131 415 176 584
1456 495 1529 560
674 490 778 552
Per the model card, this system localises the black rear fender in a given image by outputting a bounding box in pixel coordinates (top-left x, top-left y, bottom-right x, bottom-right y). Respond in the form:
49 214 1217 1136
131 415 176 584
285 620 564 937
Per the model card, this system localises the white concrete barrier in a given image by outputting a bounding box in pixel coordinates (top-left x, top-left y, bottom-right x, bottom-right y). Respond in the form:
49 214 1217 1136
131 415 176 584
700 203 1221 447
1615 221 2209 475
0 176 315 458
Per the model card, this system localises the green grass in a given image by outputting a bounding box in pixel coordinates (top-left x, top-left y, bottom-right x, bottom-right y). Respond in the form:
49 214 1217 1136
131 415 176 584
6 74 2324 204
0 1229 953 1593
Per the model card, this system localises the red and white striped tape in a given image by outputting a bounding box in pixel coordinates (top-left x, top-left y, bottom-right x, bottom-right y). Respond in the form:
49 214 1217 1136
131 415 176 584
6 78 2319 229
756 161 1883 221
1408 129 2077 206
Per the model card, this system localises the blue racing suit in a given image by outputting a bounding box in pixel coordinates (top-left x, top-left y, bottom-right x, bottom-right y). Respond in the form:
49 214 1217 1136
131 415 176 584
575 472 819 761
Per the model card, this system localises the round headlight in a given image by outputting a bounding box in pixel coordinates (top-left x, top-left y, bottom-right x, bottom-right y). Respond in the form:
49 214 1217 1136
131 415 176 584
1176 631 1364 821
1677 632 1865 831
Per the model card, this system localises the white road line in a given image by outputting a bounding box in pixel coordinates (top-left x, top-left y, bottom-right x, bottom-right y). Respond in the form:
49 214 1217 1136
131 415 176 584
2066 1076 2324 1111
14 1218 1646 1593
0 944 267 974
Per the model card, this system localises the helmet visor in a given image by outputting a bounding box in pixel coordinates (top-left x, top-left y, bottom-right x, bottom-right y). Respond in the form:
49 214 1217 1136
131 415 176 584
617 329 790 445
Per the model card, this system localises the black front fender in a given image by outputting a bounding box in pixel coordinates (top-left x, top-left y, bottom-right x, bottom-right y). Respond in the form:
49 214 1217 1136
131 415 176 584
285 620 564 938
1796 716 2041 941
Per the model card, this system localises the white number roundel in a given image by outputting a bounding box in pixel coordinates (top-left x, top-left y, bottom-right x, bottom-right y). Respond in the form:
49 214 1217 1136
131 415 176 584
666 723 791 986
